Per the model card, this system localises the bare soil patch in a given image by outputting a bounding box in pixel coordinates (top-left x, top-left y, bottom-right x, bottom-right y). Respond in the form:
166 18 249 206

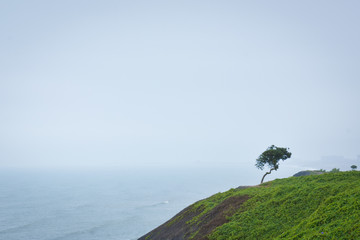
139 194 250 240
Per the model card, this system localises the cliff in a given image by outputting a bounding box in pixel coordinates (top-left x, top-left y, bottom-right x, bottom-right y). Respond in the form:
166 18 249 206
139 171 360 240
293 170 325 177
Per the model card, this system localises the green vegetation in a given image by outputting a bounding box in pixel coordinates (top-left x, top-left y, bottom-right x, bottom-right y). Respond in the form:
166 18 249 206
256 145 292 184
351 165 357 170
194 171 360 239
186 190 234 226
293 170 325 177
141 171 360 240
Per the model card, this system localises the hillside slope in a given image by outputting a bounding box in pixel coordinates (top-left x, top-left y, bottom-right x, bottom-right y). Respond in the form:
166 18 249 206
139 171 360 240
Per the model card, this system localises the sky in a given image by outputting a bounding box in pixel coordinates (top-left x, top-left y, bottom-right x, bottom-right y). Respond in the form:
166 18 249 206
1 0 359 173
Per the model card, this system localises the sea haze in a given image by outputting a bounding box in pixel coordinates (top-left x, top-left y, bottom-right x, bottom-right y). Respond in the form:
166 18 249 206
0 166 255 240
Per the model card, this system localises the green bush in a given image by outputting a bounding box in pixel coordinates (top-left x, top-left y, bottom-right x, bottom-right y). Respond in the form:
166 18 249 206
205 171 360 239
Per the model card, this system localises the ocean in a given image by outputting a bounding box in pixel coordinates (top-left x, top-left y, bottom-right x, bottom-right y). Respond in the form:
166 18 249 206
0 166 256 240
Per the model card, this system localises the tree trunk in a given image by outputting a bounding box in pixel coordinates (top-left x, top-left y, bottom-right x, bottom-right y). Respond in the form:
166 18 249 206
261 168 275 184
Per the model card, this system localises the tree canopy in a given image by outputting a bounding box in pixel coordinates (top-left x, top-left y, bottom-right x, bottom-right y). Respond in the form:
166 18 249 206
256 145 292 184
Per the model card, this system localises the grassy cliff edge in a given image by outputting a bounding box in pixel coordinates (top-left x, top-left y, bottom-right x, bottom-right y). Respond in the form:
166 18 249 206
139 171 360 240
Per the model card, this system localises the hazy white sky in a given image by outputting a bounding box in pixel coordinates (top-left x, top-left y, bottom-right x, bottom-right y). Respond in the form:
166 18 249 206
1 0 359 171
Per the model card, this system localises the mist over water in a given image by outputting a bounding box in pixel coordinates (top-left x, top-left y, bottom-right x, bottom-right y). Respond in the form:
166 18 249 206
1 1 360 239
0 166 256 240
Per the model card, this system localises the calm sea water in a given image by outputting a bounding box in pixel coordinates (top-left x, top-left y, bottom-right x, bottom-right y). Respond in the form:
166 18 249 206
0 166 255 240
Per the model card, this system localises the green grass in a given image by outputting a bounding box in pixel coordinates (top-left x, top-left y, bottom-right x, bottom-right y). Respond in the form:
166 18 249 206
187 188 238 226
192 171 360 240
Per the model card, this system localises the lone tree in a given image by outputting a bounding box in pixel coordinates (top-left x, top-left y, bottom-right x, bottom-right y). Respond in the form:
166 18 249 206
351 165 357 170
256 145 292 184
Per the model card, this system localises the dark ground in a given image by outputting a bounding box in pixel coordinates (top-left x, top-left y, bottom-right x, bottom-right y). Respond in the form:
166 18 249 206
138 194 250 240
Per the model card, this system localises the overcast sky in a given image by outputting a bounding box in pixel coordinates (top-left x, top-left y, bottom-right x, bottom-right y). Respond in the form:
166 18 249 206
1 0 359 172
